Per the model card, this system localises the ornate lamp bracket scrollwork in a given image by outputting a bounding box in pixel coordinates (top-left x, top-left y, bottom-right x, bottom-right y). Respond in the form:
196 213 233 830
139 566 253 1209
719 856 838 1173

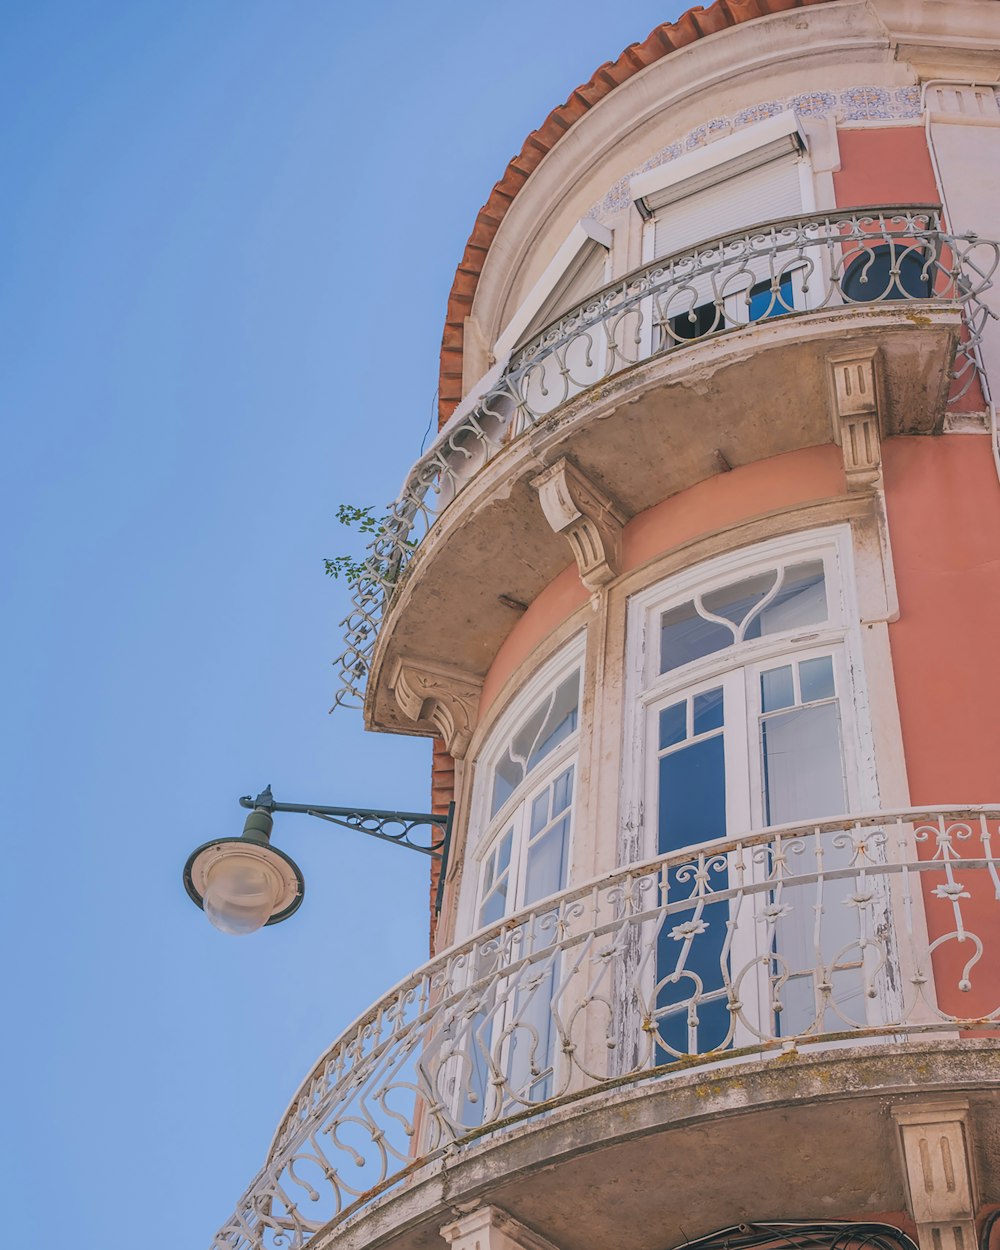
828 350 884 493
389 657 483 759
531 456 630 593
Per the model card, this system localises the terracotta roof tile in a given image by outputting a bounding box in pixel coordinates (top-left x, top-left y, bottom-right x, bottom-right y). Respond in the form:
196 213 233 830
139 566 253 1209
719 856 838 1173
436 0 841 428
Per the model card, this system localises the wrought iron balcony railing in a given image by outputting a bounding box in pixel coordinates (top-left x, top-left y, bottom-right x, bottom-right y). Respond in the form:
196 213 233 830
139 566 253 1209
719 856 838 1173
332 206 999 710
211 805 1000 1250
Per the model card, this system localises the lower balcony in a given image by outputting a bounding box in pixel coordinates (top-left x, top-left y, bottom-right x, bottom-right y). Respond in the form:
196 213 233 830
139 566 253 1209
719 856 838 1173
212 806 1000 1250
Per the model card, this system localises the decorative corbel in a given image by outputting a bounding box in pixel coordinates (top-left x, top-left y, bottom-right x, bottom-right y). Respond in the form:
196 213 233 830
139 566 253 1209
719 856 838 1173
530 457 629 592
388 657 482 760
828 351 883 492
441 1206 562 1250
892 1101 979 1250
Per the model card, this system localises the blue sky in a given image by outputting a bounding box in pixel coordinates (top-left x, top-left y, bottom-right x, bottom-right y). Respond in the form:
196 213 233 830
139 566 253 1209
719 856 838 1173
1 3 685 1244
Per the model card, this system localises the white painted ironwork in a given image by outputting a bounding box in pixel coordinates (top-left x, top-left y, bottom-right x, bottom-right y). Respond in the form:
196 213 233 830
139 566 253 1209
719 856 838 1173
211 805 1000 1250
331 207 999 710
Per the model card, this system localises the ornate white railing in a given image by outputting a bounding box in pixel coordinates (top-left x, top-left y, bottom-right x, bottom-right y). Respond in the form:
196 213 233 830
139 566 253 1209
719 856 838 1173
212 806 1000 1250
332 206 999 709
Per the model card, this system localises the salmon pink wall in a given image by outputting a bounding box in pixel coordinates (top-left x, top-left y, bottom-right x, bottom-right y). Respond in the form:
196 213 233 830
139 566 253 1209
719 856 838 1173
884 434 1000 1018
885 436 1000 800
480 445 846 715
833 127 938 208
832 126 984 413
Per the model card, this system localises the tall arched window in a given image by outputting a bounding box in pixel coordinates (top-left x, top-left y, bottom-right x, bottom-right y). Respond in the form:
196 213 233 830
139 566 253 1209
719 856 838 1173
624 527 881 1051
453 640 583 1117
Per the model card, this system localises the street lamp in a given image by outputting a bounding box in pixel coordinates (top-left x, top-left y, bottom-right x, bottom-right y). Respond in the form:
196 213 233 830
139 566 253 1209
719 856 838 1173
183 785 453 935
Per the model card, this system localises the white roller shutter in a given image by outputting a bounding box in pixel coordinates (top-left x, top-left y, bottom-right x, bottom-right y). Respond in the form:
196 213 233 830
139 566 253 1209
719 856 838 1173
653 153 804 260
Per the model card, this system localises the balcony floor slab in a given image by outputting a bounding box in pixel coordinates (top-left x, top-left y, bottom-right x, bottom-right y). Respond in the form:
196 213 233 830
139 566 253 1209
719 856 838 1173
314 1040 1000 1250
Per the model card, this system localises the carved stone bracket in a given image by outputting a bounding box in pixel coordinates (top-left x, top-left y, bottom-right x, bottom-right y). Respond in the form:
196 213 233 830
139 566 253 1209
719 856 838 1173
441 1206 561 1250
530 457 629 592
892 1101 979 1250
828 351 883 492
388 658 482 759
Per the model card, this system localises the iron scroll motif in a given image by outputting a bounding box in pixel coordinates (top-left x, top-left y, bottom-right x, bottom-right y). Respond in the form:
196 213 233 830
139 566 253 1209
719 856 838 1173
210 806 1000 1250
239 787 451 858
330 206 1000 711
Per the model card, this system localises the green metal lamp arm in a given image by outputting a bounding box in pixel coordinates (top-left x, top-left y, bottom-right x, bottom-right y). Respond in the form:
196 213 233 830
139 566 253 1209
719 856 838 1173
239 786 453 861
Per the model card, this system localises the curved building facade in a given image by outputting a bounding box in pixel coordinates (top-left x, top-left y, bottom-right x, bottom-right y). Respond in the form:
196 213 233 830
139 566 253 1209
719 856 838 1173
216 4 1000 1249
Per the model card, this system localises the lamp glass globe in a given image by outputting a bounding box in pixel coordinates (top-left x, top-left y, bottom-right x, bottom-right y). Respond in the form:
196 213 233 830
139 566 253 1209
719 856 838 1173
202 851 280 935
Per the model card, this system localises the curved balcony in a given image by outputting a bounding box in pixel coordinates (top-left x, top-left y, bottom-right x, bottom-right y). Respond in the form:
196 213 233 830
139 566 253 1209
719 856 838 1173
211 806 1000 1250
331 207 999 714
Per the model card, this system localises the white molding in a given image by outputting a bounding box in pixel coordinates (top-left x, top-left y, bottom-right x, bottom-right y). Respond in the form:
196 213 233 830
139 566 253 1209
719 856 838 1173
493 220 612 361
441 1206 562 1250
388 657 483 759
630 111 806 218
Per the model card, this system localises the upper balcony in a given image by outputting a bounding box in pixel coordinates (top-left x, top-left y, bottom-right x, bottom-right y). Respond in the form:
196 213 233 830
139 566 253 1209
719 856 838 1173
212 806 1000 1250
330 207 999 735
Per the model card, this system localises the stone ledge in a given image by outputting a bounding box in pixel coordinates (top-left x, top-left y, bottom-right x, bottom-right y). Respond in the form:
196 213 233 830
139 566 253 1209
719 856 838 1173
314 1039 1000 1250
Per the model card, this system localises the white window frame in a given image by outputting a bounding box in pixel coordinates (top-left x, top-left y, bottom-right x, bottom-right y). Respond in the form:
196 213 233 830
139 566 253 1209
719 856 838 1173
622 526 880 864
621 526 899 1043
457 634 587 941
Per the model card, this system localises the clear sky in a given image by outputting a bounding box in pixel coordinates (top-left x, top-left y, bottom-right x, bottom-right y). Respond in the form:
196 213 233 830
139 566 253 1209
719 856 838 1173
1 2 687 1245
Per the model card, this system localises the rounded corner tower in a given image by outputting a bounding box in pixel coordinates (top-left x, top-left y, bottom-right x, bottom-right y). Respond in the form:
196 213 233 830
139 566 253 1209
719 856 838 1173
218 4 1000 1249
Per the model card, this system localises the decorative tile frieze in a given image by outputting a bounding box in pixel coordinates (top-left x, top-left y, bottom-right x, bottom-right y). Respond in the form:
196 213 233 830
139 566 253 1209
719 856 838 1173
584 83 965 221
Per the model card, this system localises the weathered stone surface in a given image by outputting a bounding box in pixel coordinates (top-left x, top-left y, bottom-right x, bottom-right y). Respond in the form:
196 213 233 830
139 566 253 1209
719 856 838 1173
312 1041 1000 1250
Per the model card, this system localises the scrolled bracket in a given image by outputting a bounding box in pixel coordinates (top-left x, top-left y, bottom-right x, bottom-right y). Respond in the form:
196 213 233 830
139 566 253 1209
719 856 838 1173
389 657 483 759
530 456 629 592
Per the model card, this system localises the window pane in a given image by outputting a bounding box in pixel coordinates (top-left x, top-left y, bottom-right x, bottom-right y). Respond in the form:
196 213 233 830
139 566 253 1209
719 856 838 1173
510 700 550 773
524 815 571 905
799 655 835 702
479 880 508 928
747 274 794 322
701 570 777 629
551 766 573 817
491 669 580 817
491 750 522 817
755 560 827 637
498 828 513 873
661 601 732 673
526 671 580 772
530 790 549 838
659 701 687 749
761 664 794 712
762 702 847 825
658 734 727 853
693 687 724 735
